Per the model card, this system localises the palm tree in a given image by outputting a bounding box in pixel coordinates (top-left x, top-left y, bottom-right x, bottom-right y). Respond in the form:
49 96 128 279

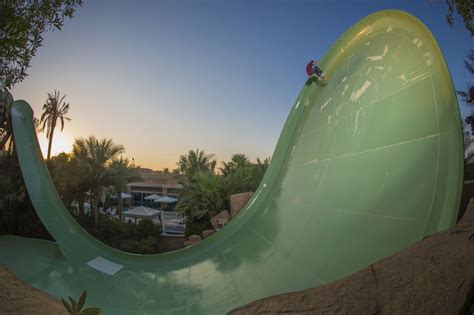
176 149 216 178
256 156 271 173
72 136 124 226
176 170 224 221
47 153 89 216
40 90 71 160
458 49 474 104
108 157 140 224
220 153 250 176
459 50 474 132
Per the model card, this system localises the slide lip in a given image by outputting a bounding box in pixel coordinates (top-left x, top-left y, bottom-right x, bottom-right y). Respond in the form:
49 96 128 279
9 7 463 271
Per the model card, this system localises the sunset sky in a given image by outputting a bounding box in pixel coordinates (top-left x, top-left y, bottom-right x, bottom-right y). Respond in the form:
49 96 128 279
11 0 472 170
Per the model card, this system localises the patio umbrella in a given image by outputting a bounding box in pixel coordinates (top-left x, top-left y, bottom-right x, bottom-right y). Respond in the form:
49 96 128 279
156 195 178 203
144 193 161 200
121 192 132 199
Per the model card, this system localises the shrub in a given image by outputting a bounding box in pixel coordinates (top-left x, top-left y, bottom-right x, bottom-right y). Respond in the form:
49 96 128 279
75 214 162 254
137 218 158 239
185 214 212 236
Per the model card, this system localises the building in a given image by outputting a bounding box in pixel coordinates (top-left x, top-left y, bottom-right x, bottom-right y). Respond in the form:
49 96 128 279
127 168 186 207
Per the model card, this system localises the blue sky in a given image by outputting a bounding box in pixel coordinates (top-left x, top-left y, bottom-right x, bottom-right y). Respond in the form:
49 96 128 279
11 0 473 170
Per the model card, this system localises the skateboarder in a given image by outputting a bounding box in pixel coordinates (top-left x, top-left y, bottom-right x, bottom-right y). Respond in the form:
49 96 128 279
306 60 327 80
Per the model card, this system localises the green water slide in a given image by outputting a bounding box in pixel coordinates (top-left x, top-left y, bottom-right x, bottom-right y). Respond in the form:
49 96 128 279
0 10 463 314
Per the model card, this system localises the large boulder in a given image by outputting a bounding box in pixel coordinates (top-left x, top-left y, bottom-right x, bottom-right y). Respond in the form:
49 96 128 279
202 229 215 239
184 234 202 247
230 192 253 218
211 210 231 230
230 200 474 314
188 234 202 242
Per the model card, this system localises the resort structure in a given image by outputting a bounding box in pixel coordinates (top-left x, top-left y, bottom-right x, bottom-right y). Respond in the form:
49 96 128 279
126 168 185 207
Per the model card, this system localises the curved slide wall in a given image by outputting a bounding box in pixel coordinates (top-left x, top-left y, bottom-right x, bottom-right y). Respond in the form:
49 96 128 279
0 10 463 314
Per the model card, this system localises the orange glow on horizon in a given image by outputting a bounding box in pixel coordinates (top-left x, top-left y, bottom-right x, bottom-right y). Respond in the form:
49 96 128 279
37 131 178 170
38 131 73 158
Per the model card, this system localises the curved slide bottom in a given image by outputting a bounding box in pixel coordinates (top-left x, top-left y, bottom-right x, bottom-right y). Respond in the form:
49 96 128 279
0 10 462 315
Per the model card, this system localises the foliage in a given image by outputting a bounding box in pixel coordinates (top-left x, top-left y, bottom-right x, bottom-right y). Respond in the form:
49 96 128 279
0 90 51 240
121 236 159 254
137 218 158 239
0 0 83 89
458 49 474 107
61 290 101 315
176 171 225 221
223 165 264 195
75 214 161 254
220 153 250 176
107 156 140 223
444 0 473 36
464 49 474 75
464 131 474 161
463 131 474 180
221 154 270 196
176 149 216 178
48 152 93 216
72 136 124 225
0 89 14 151
440 0 473 116
176 151 270 236
0 152 52 239
40 90 71 160
0 0 81 239
219 154 269 203
457 49 474 131
185 214 212 236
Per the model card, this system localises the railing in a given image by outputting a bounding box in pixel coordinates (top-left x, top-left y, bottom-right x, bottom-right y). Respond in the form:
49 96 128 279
160 211 185 236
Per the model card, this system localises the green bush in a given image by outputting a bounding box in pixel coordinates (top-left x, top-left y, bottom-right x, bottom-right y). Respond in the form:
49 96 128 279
137 218 159 239
139 236 159 254
185 214 212 236
75 214 162 254
0 155 52 240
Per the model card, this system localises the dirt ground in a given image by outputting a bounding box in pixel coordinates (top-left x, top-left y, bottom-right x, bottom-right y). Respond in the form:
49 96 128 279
0 266 67 315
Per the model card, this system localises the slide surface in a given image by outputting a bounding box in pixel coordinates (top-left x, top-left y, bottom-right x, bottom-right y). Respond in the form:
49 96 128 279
0 10 463 314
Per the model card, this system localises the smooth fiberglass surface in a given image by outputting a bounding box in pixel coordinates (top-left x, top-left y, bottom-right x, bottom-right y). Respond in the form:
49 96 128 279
1 10 462 315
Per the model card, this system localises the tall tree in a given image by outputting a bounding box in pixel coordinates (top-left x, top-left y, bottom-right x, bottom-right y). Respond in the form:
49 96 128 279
176 149 216 178
256 157 271 173
108 157 140 224
458 49 474 105
40 91 71 160
0 90 14 152
440 0 474 131
72 137 124 225
458 49 474 131
0 0 83 90
220 153 251 176
444 0 473 36
47 153 88 215
176 171 224 220
221 155 271 198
